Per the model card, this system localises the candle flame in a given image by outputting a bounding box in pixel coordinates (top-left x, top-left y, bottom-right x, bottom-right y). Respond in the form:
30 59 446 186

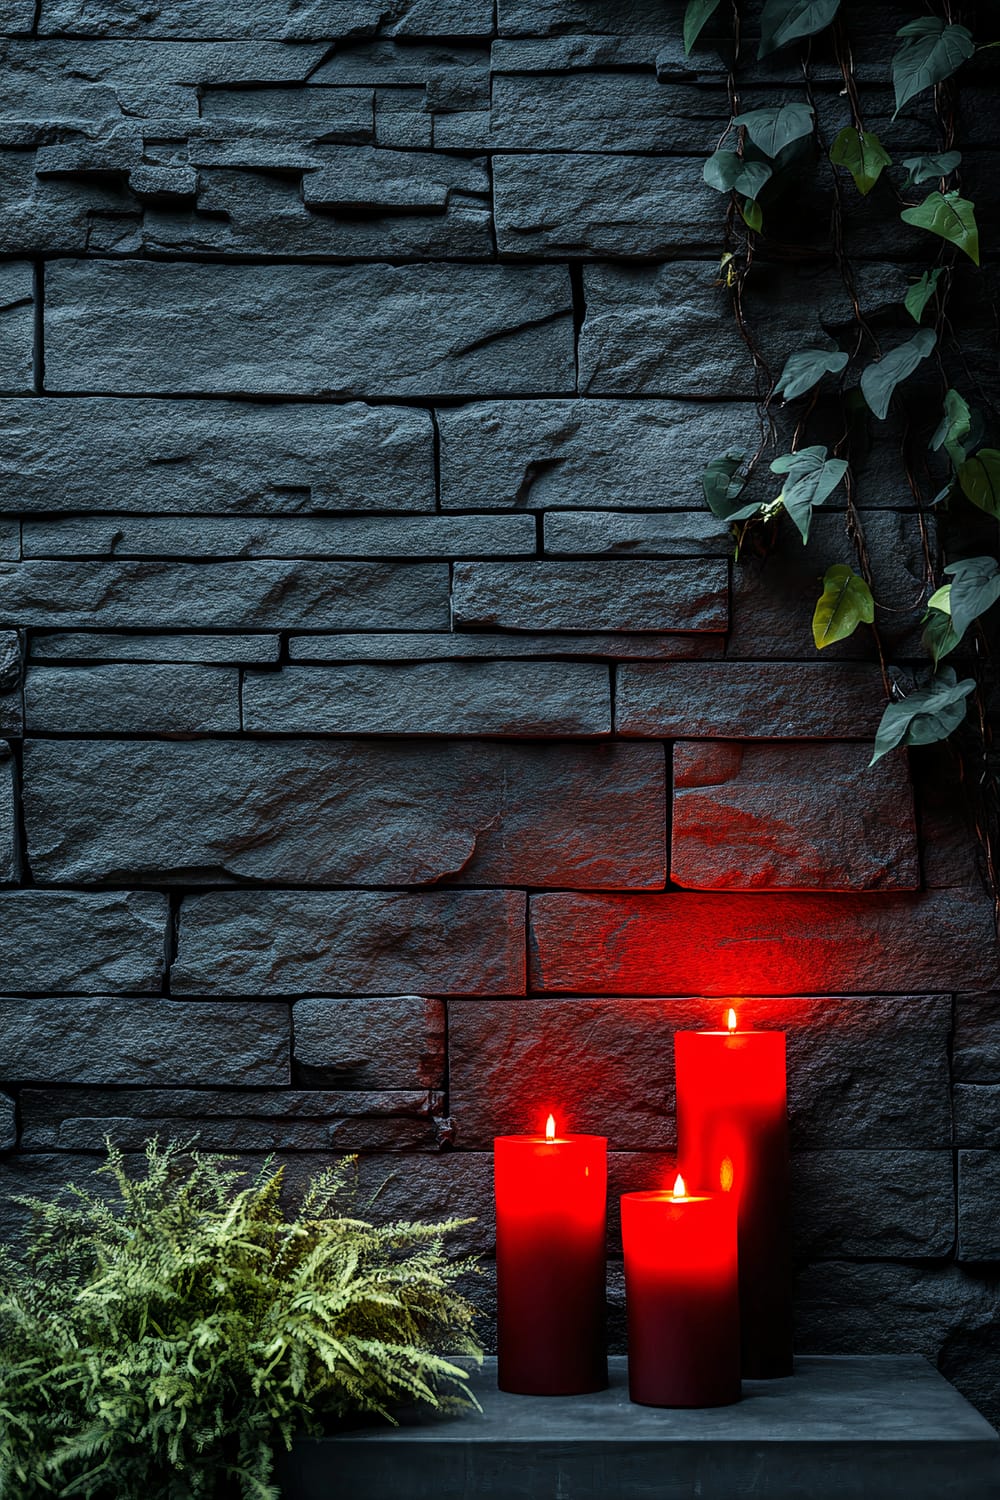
720 1156 735 1193
545 1113 556 1140
672 1172 687 1199
726 1007 738 1032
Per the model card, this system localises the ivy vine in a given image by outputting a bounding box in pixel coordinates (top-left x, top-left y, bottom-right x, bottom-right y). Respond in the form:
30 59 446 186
683 0 999 910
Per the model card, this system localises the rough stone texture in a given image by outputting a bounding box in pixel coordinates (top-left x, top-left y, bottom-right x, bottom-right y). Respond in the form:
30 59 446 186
0 632 23 736
0 745 17 884
543 511 733 557
577 260 962 398
0 1092 15 1152
292 996 445 1088
956 1086 1000 1150
241 662 612 735
288 632 723 662
448 994 951 1150
954 994 1000 1082
0 561 449 629
0 399 436 515
494 153 718 256
671 741 920 891
618 662 890 739
23 514 536 560
0 999 289 1084
959 1153 1000 1263
19 1087 444 1152
25 665 241 733
0 891 168 994
23 739 666 887
793 1151 954 1260
0 262 33 394
45 262 575 397
3 0 1000 1428
438 400 761 511
30 634 281 665
172 889 526 996
529 890 998 996
35 0 495 39
795 1260 1000 1428
726 509 934 662
0 520 19 560
453 560 728 633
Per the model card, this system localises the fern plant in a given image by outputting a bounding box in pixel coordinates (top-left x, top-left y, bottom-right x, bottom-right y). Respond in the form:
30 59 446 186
0 1141 482 1500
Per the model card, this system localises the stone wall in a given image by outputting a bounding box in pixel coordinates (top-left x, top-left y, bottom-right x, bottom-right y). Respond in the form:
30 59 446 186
1 0 999 1423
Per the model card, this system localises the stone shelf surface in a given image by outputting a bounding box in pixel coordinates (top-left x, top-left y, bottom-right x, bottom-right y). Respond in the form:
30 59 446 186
283 1355 1000 1500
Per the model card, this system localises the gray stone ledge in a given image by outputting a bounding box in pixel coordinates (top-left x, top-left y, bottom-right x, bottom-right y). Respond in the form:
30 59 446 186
282 1356 1000 1500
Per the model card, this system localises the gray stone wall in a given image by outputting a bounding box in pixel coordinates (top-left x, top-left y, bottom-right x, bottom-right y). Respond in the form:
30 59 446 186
1 0 999 1424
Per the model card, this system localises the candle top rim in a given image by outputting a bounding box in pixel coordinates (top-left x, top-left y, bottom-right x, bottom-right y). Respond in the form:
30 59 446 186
621 1188 719 1205
679 1027 786 1037
493 1132 608 1146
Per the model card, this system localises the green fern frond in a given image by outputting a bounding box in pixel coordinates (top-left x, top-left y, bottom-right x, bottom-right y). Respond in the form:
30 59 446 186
0 1141 481 1500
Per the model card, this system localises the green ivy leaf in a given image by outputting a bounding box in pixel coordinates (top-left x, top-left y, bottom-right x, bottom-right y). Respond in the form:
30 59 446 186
701 449 763 522
770 445 849 542
742 197 764 232
921 605 962 668
684 0 722 55
944 555 1000 638
903 266 943 323
733 103 815 158
902 150 962 186
774 345 849 400
703 151 773 199
870 667 976 765
812 564 875 649
930 389 972 469
900 191 980 265
892 19 975 115
758 0 841 57
958 449 1000 518
860 328 936 420
829 127 891 195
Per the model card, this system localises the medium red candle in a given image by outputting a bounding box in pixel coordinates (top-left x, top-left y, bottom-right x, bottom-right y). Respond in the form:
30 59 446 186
622 1173 740 1408
494 1113 608 1395
674 1008 792 1379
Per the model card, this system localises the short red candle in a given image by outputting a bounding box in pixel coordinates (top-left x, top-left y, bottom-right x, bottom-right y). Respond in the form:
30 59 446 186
494 1116 608 1395
674 1011 792 1378
622 1175 740 1408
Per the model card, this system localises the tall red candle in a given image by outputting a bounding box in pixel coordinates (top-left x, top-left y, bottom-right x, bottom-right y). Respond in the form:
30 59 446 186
622 1173 740 1408
494 1114 607 1395
674 1009 792 1378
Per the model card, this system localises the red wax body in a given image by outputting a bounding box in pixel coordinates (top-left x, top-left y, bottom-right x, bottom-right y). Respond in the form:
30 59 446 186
494 1133 608 1395
674 1029 792 1378
622 1190 740 1407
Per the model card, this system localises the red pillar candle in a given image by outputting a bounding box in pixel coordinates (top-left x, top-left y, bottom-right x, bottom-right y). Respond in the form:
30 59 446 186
621 1173 740 1408
674 1009 793 1378
494 1114 608 1395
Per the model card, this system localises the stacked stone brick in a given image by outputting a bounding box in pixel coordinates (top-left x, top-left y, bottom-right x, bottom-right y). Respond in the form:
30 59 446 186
0 0 998 1424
